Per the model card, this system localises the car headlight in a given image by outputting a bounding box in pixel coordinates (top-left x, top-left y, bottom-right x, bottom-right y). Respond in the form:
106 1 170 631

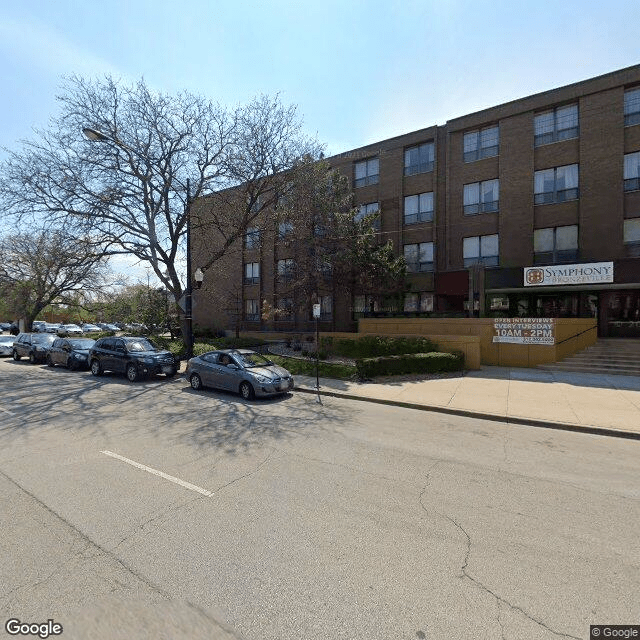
142 357 155 364
252 374 271 384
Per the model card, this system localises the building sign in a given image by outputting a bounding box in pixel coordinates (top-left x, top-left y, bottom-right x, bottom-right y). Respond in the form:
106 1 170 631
523 262 614 287
492 318 556 344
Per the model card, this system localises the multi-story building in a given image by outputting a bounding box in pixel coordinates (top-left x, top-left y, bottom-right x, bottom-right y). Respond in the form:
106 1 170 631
193 64 640 339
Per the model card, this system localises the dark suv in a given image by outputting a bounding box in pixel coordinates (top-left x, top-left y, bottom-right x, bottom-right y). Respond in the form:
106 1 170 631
88 336 178 382
12 333 57 363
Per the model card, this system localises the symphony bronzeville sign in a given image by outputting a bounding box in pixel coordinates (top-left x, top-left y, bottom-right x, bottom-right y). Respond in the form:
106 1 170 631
523 262 614 287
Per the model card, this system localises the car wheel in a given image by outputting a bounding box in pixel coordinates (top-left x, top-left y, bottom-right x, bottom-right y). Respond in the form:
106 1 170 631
90 359 102 376
239 381 255 400
29 352 36 364
190 373 202 391
46 355 54 368
126 363 139 382
12 350 20 361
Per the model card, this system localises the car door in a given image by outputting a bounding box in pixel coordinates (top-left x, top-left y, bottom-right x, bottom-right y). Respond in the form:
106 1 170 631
197 353 220 388
111 339 129 374
217 354 241 391
97 338 116 372
50 338 64 365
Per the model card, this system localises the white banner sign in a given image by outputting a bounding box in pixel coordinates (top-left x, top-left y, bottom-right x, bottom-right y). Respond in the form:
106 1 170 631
492 318 556 345
523 262 614 287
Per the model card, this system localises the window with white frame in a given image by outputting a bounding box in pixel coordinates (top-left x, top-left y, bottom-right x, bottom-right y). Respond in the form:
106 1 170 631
404 192 434 224
354 157 379 187
463 179 499 215
404 293 419 312
404 142 434 176
534 104 579 146
278 221 294 239
420 293 434 312
534 164 579 204
245 299 259 322
624 218 640 257
624 88 640 127
463 126 499 162
355 201 380 229
244 262 260 284
244 227 260 249
276 297 293 320
404 242 434 272
534 225 578 265
277 258 295 282
463 234 499 267
624 152 640 191
352 295 378 314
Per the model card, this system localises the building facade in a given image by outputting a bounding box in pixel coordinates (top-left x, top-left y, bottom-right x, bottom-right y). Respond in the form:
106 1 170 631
193 64 640 338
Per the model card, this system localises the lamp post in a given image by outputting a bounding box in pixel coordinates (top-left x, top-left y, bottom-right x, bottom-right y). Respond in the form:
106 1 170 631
82 126 196 358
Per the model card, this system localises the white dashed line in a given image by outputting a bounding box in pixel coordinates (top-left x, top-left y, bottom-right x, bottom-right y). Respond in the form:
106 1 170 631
101 450 214 497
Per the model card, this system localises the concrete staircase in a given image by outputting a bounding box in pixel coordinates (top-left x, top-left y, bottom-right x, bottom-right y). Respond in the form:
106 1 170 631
538 338 640 376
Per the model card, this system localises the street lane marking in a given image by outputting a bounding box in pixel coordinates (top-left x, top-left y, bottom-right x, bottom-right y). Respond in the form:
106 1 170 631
101 450 214 497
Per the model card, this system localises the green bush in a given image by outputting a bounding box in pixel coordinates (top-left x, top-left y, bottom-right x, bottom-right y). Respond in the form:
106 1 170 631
268 355 357 380
320 335 438 359
355 351 464 379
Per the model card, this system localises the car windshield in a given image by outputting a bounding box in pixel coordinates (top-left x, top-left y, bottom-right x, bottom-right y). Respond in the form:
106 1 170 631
33 334 56 345
69 339 95 349
126 339 156 352
234 352 273 368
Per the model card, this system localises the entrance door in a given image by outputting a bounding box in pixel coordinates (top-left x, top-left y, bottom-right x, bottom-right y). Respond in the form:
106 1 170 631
602 291 640 337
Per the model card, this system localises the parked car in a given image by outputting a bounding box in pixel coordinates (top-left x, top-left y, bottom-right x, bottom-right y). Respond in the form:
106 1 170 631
0 322 12 332
60 324 83 335
12 333 57 363
47 337 96 370
44 323 62 333
32 321 47 332
185 349 294 399
88 336 178 381
0 335 16 356
81 324 101 333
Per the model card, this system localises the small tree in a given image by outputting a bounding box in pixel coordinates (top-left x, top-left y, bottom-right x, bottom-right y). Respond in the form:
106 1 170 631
0 226 110 331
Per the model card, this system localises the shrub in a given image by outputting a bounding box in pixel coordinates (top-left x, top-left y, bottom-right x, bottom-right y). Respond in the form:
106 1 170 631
355 351 464 379
320 335 438 359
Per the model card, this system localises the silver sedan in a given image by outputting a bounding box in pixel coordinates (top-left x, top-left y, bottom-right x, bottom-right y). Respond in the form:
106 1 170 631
185 349 294 399
0 335 15 357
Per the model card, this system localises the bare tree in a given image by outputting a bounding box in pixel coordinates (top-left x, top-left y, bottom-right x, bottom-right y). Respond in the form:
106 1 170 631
0 76 319 337
0 226 111 331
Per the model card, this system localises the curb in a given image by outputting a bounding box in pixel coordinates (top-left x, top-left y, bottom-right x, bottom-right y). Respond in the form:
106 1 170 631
294 385 640 441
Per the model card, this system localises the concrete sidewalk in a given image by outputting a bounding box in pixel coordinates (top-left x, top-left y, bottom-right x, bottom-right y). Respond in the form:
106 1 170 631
294 367 640 439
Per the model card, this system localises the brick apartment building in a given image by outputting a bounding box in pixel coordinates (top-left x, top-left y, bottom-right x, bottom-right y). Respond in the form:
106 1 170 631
193 64 640 339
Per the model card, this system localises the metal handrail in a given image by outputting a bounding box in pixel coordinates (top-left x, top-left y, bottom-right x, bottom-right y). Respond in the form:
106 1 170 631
555 324 597 346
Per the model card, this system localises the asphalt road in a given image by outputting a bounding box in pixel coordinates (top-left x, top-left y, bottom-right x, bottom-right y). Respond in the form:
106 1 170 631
0 358 638 640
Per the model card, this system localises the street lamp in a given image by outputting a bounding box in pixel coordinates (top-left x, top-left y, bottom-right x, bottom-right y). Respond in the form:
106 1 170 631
82 125 195 359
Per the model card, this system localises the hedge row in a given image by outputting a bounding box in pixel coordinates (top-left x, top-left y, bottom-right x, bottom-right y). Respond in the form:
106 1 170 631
355 351 464 379
320 335 438 359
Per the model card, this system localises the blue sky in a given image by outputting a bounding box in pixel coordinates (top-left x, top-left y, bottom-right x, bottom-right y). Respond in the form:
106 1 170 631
1 0 639 161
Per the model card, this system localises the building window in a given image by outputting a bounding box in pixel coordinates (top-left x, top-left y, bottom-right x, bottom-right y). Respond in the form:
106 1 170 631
534 164 579 204
624 88 640 127
244 262 260 285
278 221 294 239
320 295 333 320
353 295 378 314
277 258 296 283
276 297 294 321
315 257 332 280
244 227 260 249
404 142 434 176
355 202 380 230
404 192 434 224
404 293 418 312
624 152 640 192
463 126 499 162
534 225 578 264
463 179 499 215
534 104 579 146
624 218 640 257
354 157 379 187
245 299 259 322
463 234 499 267
404 242 434 272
